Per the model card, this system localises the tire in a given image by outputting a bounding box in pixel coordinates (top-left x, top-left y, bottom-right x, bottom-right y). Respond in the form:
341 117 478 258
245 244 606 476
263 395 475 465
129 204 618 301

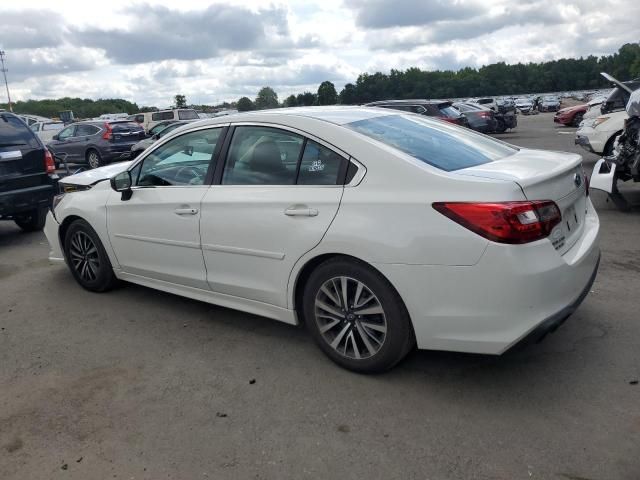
495 118 507 133
86 149 102 169
63 219 117 292
14 206 47 232
571 113 584 127
302 258 415 373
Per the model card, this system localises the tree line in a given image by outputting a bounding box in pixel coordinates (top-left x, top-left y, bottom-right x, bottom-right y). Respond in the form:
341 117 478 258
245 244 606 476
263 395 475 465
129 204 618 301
3 42 638 118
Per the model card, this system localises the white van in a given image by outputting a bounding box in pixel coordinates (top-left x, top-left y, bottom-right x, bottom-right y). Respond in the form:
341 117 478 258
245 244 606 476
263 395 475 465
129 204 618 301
128 109 199 131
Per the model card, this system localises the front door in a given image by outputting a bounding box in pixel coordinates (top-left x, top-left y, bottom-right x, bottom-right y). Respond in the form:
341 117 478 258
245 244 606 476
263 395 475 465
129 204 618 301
106 126 225 289
200 125 346 308
48 125 79 162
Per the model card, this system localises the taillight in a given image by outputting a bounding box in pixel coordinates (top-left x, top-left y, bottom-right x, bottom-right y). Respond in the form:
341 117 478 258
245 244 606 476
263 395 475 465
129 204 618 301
44 149 56 174
102 122 113 140
478 111 492 118
433 201 561 244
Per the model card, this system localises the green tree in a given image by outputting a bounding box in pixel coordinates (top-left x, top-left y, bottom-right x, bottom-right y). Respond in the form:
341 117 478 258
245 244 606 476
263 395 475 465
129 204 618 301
338 83 358 104
284 95 298 107
317 81 338 105
174 94 187 108
296 92 316 106
254 87 279 110
237 97 254 112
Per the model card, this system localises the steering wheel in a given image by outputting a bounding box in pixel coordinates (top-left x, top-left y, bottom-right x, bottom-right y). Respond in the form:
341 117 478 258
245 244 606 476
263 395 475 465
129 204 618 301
174 165 204 184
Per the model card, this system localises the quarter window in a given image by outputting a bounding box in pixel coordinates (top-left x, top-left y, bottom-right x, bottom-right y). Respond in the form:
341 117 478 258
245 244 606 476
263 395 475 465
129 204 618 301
222 126 303 185
136 128 222 187
297 140 345 185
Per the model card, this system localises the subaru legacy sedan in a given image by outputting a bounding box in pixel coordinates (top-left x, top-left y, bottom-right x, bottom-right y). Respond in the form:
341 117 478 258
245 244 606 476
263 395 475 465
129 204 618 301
44 107 600 372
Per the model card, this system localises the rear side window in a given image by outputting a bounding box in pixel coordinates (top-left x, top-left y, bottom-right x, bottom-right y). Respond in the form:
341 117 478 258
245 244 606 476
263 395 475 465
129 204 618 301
347 114 516 172
297 140 345 185
178 110 199 120
76 124 100 136
222 127 303 185
0 113 40 148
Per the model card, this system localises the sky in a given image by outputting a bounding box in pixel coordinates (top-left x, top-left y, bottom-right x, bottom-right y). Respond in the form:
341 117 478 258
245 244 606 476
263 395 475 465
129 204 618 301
0 0 638 107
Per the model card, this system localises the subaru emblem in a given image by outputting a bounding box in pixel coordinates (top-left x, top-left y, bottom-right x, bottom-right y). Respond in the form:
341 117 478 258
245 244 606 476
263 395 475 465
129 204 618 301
574 172 582 188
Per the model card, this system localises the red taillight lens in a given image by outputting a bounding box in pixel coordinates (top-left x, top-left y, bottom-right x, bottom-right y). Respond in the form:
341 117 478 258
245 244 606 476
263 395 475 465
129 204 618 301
433 201 562 244
44 149 56 174
478 111 492 118
102 122 113 140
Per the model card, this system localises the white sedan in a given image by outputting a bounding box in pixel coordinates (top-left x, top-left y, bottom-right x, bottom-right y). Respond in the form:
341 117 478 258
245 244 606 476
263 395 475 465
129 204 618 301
44 107 600 372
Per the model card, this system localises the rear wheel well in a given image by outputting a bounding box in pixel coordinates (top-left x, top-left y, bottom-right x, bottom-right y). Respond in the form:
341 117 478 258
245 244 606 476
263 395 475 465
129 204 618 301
293 253 411 331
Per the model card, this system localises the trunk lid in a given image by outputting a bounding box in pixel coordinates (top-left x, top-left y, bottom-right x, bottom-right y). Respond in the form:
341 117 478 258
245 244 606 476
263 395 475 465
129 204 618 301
456 148 588 255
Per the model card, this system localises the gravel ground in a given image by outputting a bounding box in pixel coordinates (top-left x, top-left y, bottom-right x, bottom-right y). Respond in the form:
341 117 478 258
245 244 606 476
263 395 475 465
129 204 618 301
1 112 639 480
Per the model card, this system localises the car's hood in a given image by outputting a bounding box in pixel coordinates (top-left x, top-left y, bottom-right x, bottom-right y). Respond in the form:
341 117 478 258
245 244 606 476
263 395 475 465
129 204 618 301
60 161 133 186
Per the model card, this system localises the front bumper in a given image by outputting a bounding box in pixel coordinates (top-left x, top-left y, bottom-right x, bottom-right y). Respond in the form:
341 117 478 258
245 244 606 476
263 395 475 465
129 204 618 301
375 199 600 355
44 210 65 263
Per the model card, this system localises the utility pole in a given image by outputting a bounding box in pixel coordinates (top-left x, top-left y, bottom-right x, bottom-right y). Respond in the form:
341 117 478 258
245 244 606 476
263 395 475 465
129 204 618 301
0 50 12 112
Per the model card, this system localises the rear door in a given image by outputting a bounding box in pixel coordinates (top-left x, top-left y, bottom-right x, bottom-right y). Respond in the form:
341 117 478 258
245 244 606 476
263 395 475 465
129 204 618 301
199 124 346 308
0 112 46 192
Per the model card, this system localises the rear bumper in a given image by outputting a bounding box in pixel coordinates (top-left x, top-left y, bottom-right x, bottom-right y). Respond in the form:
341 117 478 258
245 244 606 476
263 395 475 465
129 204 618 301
374 198 600 355
0 183 55 216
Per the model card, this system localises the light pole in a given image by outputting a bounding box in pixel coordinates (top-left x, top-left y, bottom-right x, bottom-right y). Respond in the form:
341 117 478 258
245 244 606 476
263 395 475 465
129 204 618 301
0 50 12 112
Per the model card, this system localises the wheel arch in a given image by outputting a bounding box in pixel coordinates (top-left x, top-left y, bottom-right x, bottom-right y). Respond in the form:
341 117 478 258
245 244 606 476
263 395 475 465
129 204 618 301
58 214 85 247
603 130 623 155
291 252 412 331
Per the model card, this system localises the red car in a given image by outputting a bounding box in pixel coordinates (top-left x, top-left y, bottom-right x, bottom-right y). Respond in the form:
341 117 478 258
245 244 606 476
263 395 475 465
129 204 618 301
554 104 588 127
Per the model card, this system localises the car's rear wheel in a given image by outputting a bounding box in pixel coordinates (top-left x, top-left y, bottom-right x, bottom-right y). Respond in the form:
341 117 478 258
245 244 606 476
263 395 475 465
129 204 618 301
14 206 47 232
303 258 414 373
64 219 117 292
86 149 102 169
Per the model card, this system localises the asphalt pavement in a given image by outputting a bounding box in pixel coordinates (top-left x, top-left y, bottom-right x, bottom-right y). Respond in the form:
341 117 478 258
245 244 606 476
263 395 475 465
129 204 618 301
1 113 639 479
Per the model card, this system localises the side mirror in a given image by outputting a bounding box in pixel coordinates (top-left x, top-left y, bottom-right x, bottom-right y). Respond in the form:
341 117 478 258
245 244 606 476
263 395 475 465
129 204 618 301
110 171 133 201
52 134 59 141
152 134 159 140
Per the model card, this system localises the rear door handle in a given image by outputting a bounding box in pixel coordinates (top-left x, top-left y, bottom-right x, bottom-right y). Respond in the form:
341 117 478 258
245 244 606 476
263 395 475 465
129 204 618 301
174 207 199 216
284 206 318 217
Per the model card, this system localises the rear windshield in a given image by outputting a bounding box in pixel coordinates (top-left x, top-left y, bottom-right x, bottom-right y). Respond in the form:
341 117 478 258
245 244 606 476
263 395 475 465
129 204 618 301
178 110 199 120
109 122 144 132
346 114 516 172
0 113 40 149
439 105 462 117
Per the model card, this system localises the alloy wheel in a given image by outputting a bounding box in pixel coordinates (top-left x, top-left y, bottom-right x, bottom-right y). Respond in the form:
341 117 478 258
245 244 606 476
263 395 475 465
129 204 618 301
69 231 100 282
314 276 387 360
88 151 100 169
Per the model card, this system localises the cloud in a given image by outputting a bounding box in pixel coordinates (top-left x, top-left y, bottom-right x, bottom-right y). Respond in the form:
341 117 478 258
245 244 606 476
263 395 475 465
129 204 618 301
345 0 485 29
0 10 67 49
4 47 99 81
70 4 303 64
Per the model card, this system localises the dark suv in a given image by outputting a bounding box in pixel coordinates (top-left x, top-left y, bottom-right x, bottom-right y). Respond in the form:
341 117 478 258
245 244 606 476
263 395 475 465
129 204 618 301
0 112 58 231
365 99 469 127
48 120 146 169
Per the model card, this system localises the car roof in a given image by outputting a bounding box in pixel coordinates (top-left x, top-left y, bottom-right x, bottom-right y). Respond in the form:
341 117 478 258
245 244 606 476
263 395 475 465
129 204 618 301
184 106 400 127
365 99 448 106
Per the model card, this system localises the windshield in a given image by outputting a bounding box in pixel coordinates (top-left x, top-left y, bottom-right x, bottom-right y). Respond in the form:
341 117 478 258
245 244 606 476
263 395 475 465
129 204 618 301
346 114 516 172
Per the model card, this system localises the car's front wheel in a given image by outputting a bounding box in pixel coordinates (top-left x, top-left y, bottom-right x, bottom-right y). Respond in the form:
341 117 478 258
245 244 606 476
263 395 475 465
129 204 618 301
64 219 117 292
303 258 415 373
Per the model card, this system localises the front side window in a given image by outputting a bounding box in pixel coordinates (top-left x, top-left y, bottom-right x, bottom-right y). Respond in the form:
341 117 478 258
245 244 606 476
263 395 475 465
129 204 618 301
136 128 222 187
297 140 345 185
222 126 303 185
58 126 75 140
347 114 517 172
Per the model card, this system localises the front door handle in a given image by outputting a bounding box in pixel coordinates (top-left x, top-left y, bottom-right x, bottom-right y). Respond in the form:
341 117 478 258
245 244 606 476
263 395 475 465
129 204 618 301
284 206 318 217
174 207 199 216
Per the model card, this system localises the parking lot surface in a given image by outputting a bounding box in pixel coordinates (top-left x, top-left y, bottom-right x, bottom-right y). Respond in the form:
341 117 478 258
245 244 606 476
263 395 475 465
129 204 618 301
1 113 639 479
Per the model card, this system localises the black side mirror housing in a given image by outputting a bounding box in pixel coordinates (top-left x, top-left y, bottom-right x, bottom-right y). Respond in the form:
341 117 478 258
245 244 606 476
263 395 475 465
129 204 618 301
110 170 133 200
52 134 59 141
